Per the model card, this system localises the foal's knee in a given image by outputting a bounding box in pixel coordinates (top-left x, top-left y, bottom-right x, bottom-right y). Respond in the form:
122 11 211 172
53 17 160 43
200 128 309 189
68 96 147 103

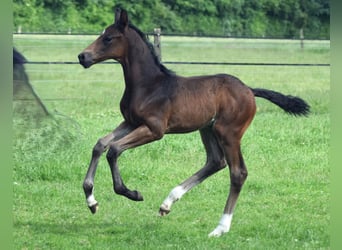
92 139 106 157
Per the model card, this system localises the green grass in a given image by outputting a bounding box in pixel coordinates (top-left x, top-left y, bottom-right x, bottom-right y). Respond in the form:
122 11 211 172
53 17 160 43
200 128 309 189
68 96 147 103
13 35 329 249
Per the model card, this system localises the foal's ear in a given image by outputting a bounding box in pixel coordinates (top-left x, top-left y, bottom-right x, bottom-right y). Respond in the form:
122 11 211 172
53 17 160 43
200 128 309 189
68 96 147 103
114 7 121 23
119 9 129 27
114 8 128 28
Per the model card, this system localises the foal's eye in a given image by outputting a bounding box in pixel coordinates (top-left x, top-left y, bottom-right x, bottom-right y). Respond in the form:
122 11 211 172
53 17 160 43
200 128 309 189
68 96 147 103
103 36 113 44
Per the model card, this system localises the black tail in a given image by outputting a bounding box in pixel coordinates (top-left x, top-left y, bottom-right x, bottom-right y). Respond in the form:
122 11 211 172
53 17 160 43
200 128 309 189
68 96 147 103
251 88 310 116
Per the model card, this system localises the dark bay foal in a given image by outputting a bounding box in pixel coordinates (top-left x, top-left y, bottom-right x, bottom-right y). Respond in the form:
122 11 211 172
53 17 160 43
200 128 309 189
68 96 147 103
78 9 309 237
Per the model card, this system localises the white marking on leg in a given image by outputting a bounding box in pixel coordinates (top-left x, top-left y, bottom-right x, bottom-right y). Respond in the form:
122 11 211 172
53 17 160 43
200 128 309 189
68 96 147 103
86 194 98 207
160 186 186 212
208 213 233 237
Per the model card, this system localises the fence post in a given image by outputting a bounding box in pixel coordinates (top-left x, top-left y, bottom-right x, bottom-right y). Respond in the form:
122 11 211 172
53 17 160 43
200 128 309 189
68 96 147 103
300 28 304 49
153 28 161 62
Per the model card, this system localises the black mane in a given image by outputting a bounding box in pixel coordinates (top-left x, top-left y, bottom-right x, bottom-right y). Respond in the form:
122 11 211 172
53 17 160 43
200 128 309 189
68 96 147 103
128 23 174 76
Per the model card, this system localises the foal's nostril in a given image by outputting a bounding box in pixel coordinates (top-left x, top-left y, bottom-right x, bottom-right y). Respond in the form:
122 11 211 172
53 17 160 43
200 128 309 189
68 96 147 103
78 53 85 62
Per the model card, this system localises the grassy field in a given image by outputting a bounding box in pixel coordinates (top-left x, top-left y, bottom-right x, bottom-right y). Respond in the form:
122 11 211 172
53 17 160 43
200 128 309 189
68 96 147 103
13 34 330 249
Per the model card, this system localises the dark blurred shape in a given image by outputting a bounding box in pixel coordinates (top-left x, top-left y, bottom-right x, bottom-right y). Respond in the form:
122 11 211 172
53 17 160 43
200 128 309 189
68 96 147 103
13 48 49 117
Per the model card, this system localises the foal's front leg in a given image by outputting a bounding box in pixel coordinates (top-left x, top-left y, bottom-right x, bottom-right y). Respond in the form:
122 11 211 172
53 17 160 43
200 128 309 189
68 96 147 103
106 124 164 201
83 122 134 213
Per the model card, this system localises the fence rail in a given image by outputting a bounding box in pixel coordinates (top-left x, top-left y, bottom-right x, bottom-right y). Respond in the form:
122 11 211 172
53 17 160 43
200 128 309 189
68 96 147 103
25 61 330 67
13 31 330 41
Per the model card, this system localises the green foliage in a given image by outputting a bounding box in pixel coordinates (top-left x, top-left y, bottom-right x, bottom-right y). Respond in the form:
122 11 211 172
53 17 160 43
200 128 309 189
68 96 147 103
13 0 329 38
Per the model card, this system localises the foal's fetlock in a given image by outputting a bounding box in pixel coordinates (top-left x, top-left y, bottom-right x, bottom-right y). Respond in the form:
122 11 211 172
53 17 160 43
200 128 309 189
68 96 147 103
83 179 93 192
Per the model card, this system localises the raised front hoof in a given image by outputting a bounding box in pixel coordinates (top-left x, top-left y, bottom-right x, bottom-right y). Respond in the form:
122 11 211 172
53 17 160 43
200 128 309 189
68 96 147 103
88 203 99 214
120 189 144 201
133 190 144 201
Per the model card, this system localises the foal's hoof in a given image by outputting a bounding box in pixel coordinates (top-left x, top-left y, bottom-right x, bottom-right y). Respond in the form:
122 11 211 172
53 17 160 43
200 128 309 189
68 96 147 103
133 190 144 201
159 205 170 216
126 190 144 201
88 203 99 214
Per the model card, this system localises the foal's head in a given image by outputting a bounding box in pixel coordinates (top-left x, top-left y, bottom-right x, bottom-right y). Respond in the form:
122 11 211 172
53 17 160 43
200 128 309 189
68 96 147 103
78 9 131 68
79 8 173 76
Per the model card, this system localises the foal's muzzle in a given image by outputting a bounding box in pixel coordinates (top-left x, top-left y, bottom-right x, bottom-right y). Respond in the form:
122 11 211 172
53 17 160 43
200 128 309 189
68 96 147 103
78 52 94 68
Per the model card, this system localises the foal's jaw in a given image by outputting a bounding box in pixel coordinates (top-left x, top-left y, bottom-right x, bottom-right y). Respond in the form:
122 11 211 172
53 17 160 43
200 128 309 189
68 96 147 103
78 51 119 68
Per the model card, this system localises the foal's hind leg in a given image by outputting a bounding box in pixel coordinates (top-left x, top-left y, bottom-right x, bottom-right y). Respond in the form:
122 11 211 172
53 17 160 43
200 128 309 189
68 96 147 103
159 126 226 215
208 129 248 237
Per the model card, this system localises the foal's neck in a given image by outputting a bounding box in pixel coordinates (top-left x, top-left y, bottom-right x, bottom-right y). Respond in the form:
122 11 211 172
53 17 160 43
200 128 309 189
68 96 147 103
121 30 164 88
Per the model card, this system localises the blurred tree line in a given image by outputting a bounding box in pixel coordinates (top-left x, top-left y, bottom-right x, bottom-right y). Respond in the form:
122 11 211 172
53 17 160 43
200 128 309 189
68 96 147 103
13 0 329 39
